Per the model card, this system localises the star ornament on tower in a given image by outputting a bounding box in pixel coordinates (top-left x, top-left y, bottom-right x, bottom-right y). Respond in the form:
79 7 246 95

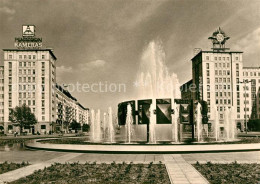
208 27 230 51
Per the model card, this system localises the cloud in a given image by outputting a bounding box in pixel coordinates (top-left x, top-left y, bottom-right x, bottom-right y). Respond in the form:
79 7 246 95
56 65 73 81
0 6 15 15
231 27 260 55
79 60 107 71
57 65 73 73
88 60 106 67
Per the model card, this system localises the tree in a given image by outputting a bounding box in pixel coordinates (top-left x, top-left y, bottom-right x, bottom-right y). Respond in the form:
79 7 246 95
9 104 38 133
82 124 90 132
69 120 81 131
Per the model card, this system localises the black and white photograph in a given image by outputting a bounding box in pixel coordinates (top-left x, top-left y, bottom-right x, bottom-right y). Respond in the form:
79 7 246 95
0 0 260 183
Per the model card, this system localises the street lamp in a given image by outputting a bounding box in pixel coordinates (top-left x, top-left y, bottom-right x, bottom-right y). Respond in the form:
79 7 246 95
239 79 252 134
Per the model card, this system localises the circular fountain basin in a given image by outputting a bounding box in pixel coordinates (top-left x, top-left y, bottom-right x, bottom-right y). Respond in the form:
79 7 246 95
25 139 260 154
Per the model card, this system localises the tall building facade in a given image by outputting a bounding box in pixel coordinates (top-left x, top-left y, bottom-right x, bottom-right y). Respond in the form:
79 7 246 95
182 28 260 131
0 25 89 134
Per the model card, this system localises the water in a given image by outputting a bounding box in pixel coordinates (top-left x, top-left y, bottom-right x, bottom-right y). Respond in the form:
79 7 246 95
125 104 133 143
196 103 202 142
107 107 115 143
224 108 230 140
149 100 156 143
90 109 101 142
213 105 219 141
135 40 181 142
172 102 179 142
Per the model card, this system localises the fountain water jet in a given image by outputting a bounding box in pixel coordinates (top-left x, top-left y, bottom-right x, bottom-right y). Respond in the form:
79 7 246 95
125 104 133 143
108 107 115 143
196 103 202 142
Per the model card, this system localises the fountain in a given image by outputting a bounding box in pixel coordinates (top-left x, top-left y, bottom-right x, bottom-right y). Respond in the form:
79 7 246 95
107 107 115 143
196 103 203 142
172 102 179 142
213 105 219 141
90 109 102 142
125 104 133 143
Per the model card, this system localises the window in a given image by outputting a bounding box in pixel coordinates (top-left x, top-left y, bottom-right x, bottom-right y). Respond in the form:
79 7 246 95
215 70 218 75
33 77 35 82
237 100 240 105
236 71 239 76
28 77 31 82
236 63 239 70
215 78 218 83
28 100 31 105
219 78 222 82
236 57 239 60
33 69 35 75
237 85 239 91
223 70 226 75
215 63 217 67
19 62 22 67
9 55 12 59
216 92 218 97
207 92 210 98
227 78 230 82
223 63 225 67
207 70 210 76
24 55 27 59
33 55 36 59
206 63 209 69
42 108 45 115
19 55 22 59
215 57 217 60
41 125 46 129
207 78 210 83
28 62 31 67
42 100 45 107
28 55 31 59
219 70 222 75
237 107 240 112
42 55 45 59
33 62 35 66
24 62 26 67
207 85 210 91
227 63 230 67
206 56 209 60
9 62 12 68
42 77 45 84
23 69 26 75
33 100 35 105
19 69 22 75
28 69 31 75
42 62 45 68
215 85 218 90
219 57 221 61
223 78 226 83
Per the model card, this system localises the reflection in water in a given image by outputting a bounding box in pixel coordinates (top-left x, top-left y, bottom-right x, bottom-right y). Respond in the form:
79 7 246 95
0 143 26 152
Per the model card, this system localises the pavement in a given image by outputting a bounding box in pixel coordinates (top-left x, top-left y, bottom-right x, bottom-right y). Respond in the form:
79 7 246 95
0 147 260 183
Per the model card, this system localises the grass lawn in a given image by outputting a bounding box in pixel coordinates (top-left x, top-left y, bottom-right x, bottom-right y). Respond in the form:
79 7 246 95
10 162 170 184
193 161 260 184
0 161 29 174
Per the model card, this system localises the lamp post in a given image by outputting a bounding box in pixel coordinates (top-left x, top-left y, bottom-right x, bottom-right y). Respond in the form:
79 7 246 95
239 79 251 134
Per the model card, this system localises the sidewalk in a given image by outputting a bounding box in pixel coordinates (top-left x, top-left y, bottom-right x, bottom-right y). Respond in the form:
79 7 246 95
0 153 83 183
164 155 209 184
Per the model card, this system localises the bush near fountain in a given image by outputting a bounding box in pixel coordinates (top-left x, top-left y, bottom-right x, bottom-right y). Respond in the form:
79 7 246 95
193 161 260 184
10 162 170 184
0 161 29 174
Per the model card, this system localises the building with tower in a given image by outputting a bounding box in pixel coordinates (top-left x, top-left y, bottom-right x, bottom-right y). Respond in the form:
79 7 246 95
0 25 89 134
181 27 260 131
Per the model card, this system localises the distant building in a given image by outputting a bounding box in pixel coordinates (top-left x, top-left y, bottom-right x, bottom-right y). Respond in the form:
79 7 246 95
0 25 88 134
182 27 260 131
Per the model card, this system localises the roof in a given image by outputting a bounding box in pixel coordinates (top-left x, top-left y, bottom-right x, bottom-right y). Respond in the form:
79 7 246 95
2 48 57 60
56 84 77 101
191 50 243 61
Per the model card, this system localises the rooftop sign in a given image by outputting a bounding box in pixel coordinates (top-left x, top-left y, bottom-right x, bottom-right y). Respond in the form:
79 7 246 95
15 25 42 49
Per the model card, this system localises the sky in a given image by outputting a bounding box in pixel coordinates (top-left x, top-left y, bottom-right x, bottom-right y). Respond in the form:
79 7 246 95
0 0 260 112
